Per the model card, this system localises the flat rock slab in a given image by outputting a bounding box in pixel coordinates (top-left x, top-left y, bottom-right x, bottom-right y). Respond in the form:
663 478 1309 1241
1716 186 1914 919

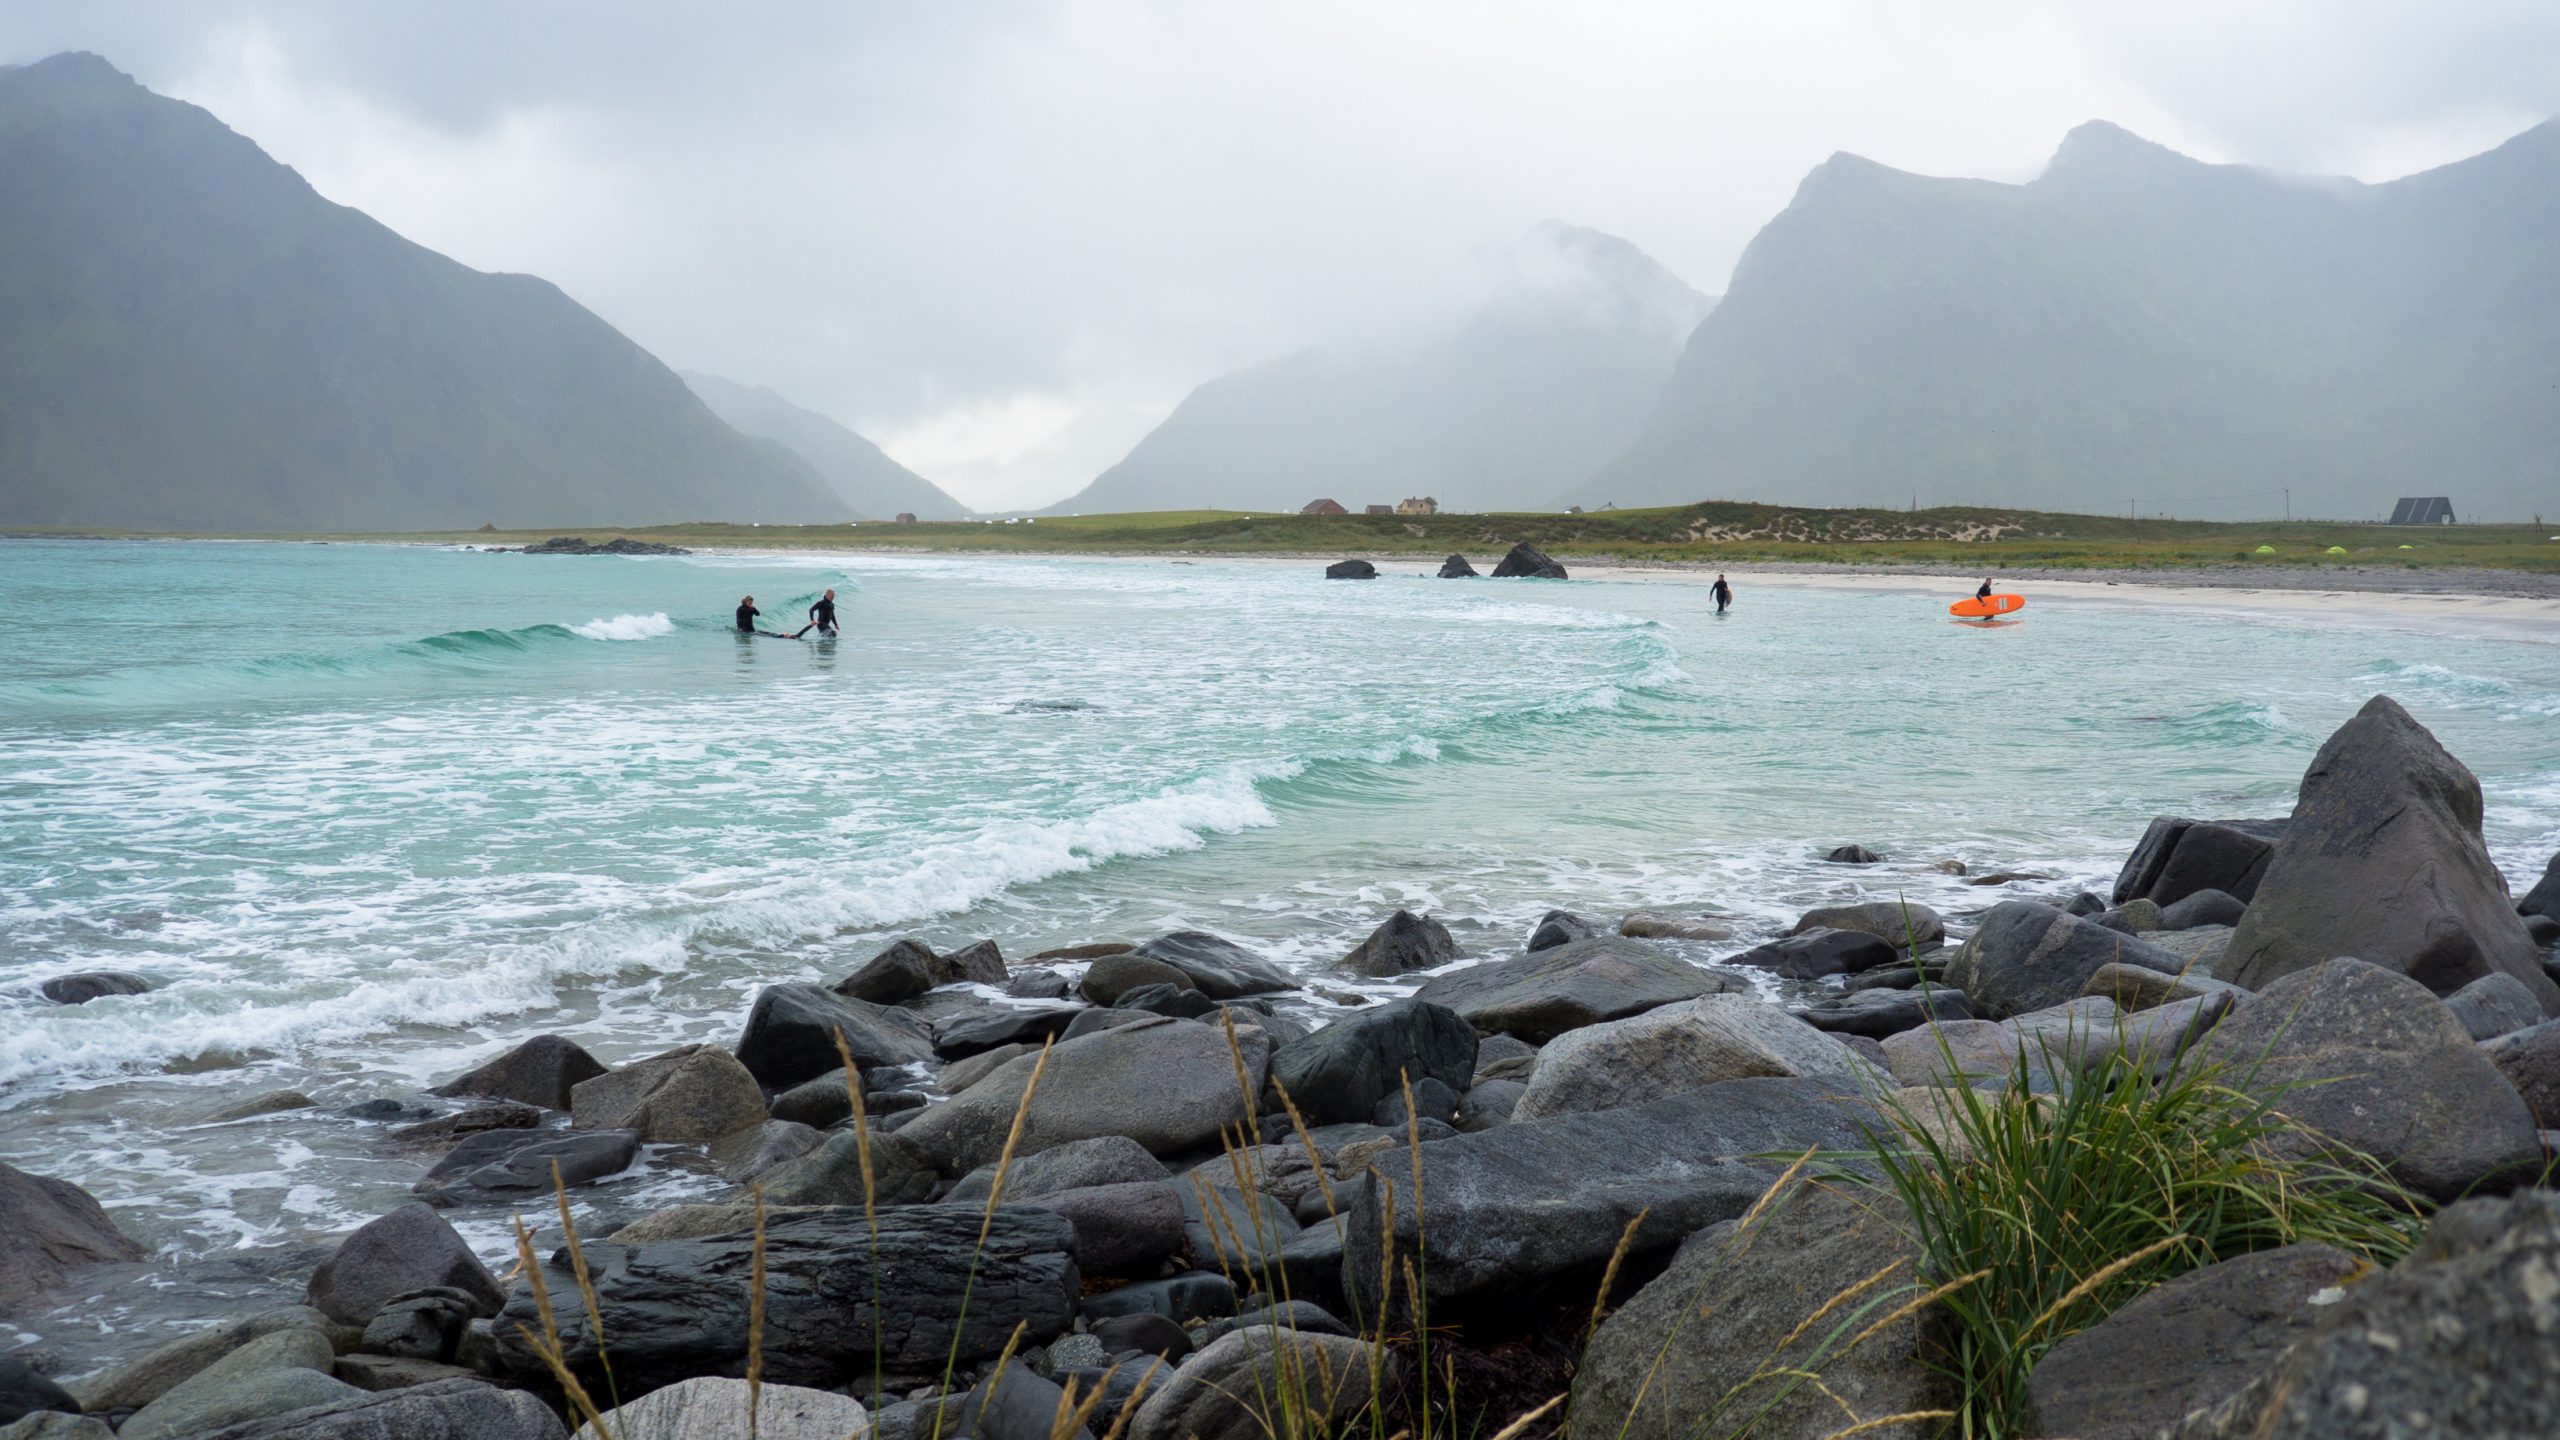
1880 997 2121 1091
188 1378 566 1440
574 1377 868 1440
1411 936 1743 1043
1791 900 1944 949
1512 995 1884 1121
1793 986 1975 1038
1128 932 1295 998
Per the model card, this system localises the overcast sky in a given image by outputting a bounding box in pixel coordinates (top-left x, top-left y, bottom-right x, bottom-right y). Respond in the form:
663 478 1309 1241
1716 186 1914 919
4 2 2554 510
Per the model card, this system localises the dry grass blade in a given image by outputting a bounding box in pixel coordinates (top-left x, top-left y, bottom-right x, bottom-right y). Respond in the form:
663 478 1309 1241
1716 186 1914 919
980 1037 1058 1236
1266 1074 1338 1215
1097 1356 1166 1440
1838 1267 1988 1355
1218 1008 1264 1137
1484 1393 1566 1440
511 1217 615 1440
1769 1256 1908 1357
2023 1233 2194 1337
1584 1207 1651 1344
830 1027 879 1224
747 1182 768 1440
1817 1410 1957 1439
1049 1366 1112 1440
549 1161 615 1398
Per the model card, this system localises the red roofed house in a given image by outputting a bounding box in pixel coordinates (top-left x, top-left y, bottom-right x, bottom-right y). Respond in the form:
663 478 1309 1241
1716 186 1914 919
1301 498 1348 515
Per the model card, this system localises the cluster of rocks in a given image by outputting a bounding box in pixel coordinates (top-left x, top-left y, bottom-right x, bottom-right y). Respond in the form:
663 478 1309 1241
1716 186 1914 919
1324 543 1566 582
7 694 2559 1439
493 536 691 557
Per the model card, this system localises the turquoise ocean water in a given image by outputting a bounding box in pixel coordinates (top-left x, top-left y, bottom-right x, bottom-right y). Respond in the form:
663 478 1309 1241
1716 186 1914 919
3 537 2557 1301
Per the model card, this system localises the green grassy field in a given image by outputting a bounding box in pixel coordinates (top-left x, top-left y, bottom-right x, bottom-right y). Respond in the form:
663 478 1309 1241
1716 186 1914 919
21 500 2560 573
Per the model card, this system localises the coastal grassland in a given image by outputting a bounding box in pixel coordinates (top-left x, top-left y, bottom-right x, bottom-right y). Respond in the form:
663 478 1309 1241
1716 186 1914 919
55 502 2557 573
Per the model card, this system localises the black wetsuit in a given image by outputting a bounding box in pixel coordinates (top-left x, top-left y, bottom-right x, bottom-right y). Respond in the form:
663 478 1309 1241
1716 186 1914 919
735 603 761 633
808 596 837 635
1976 582 1994 603
1711 579 1731 612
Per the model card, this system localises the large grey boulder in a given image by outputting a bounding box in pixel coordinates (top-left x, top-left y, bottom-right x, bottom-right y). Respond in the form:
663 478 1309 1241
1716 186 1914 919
2193 957 2543 1201
1489 542 1567 579
2519 850 2560 921
1512 996 1883 1122
946 1134 1170 1203
1944 902 2190 1019
568 1044 765 1143
2167 1191 2560 1439
1339 910 1457 977
430 1035 606 1110
2023 1244 2370 1440
68 1307 331 1413
735 985 936 1087
1790 900 1943 950
187 1379 567 1440
414 1129 638 1204
1723 928 1899 980
2223 697 2557 1011
1880 997 2124 1091
894 1015 1268 1176
2443 971 2543 1040
833 938 939 1004
2160 888 2249 931
2481 1016 2560 1127
1410 936 1742 1043
1344 1077 1881 1321
1079 953 1193 1006
119 1328 345 1440
573 1377 866 1440
494 1206 1078 1389
1792 986 1975 1039
1574 1181 1947 1440
2114 816 2285 907
0 1161 144 1299
1128 932 1295 998
1267 999 1477 1126
1130 1329 1386 1440
1024 1180 1189 1277
757 1129 939 1207
305 1204 502 1326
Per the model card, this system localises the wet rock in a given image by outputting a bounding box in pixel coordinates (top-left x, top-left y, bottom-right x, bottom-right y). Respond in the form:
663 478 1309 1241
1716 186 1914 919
2482 1017 2560 1127
1618 912 1734 942
736 985 937 1087
1092 1312 1191 1360
305 1203 503 1327
385 1102 543 1147
1879 997 2120 1092
1268 999 1477 1126
836 938 940 1005
941 1045 1030 1095
1371 1076 1460 1127
0 1160 145 1297
1060 1008 1151 1042
1024 1181 1188 1277
1008 969 1072 1001
67 1307 331 1413
1411 935 1742 1043
2160 888 2248 931
429 1035 606 1110
1127 932 1295 999
1511 996 1884 1122
767 1067 860 1128
2225 697 2556 1010
357 1287 480 1363
1791 899 1943 950
1131 1329 1385 1440
187 1377 566 1440
1080 1272 1236 1325
939 939 1010 987
1114 983 1216 1019
934 1005 1080 1058
1079 953 1193 1006
0 1358 76 1427
37 972 148 1005
1490 542 1566 579
757 1130 938 1207
1790 986 1975 1039
1455 1078 1524 1131
896 1016 1268 1176
707 1119 823 1184
120 1327 350 1440
1723 927 1899 980
2113 816 2285 906
1942 901 2188 1020
494 1206 1078 1389
1436 554 1477 578
1340 910 1457 977
1524 909 1600 952
947 1136 1170 1204
1575 1181 1946 1440
573 1377 867 1440
1324 560 1378 580
2024 1244 2369 1440
414 1129 637 1204
2443 971 2543 1040
2193 957 2542 1201
202 1091 319 1123
1030 942 1135 962
1825 844 1883 864
569 1044 765 1143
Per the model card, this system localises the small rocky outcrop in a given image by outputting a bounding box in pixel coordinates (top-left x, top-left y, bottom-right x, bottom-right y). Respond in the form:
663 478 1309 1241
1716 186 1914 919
2224 697 2556 1010
1411 935 1743 1043
1525 909 1600 952
1792 986 1976 1039
187 1376 569 1438
945 1135 1169 1203
1131 1329 1386 1440
1338 910 1457 977
1267 999 1478 1126
429 1034 606 1110
413 1129 638 1204
2113 816 2285 906
503 536 688 556
36 972 149 1005
118 1327 353 1440
1489 542 1567 579
1723 928 1899 980
568 1044 765 1143
1436 554 1477 578
1790 899 1944 950
1079 952 1193 1005
833 938 939 1004
2519 850 2560 921
1323 560 1378 580
733 985 935 1087
1127 931 1296 998
304 1204 503 1327
0 1160 145 1299
1825 844 1883 864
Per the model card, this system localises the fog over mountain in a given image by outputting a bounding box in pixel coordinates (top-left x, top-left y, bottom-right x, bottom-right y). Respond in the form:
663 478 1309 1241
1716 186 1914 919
1051 223 1710 515
682 373 970 520
1587 120 2560 521
0 53 847 532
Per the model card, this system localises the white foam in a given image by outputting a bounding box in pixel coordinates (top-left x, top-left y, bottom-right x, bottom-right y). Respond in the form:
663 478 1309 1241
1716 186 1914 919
571 612 676 641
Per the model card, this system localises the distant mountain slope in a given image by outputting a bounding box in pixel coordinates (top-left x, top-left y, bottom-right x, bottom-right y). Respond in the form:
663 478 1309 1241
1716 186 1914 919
681 372 969 519
1049 222 1712 515
0 52 847 532
1585 121 2560 520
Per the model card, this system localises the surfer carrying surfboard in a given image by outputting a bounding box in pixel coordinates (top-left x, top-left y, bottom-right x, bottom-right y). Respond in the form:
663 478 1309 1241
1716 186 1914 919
1976 577 1994 604
1712 574 1732 613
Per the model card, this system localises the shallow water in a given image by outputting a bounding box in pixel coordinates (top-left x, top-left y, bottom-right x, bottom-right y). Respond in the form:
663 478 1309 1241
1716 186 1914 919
3 538 2556 1337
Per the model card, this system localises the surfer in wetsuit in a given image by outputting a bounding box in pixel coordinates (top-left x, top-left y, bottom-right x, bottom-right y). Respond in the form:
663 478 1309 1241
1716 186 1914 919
793 589 839 639
1711 574 1732 614
1977 578 1995 604
735 595 762 634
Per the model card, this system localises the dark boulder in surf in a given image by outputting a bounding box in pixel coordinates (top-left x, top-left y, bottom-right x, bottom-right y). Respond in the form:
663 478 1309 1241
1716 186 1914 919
38 971 149 1005
1339 910 1458 977
1324 560 1378 580
430 1034 606 1111
2518 851 2560 922
504 535 690 556
1823 844 1883 864
2112 816 2286 906
1490 542 1567 579
1436 554 1477 578
0 1161 146 1298
1129 931 1296 998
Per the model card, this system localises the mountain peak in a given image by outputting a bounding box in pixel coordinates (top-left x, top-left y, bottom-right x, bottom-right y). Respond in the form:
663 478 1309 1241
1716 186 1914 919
2041 120 2196 180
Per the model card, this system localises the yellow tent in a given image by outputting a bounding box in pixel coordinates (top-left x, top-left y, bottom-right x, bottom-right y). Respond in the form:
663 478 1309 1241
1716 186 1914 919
2325 546 2348 554
2252 544 2276 554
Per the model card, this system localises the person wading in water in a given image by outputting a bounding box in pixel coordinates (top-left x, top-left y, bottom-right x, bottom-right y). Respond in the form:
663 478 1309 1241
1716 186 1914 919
793 588 839 639
1711 573 1733 614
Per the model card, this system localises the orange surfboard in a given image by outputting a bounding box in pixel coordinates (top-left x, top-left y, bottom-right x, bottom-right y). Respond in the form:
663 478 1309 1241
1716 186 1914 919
1949 594 2025 618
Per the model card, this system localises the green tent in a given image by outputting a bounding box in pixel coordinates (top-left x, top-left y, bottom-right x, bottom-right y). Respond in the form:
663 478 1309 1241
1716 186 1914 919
2252 544 2277 554
2325 546 2348 554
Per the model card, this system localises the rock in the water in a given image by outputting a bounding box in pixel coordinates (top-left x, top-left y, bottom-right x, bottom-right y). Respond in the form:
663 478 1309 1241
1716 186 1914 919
1079 953 1193 1006
1111 982 1216 1019
202 1090 320 1123
1339 910 1457 977
707 1119 824 1184
1267 999 1477 1126
2165 1191 2560 1439
184 1378 566 1440
2224 697 2557 1011
305 1204 503 1327
2024 1244 2370 1440
1435 554 1477 578
1489 542 1566 579
0 1358 76 1427
1574 1181 1946 1440
1127 932 1294 998
1323 559 1378 580
1345 1077 1881 1320
1511 996 1883 1122
1790 899 1943 950
1008 969 1072 1000
1824 844 1883 864
836 938 940 1005
1131 1329 1384 1440
573 1377 867 1440
495 1206 1077 1389
2518 850 2560 921
1024 1181 1188 1277
1943 901 2189 1020
66 1307 330 1414
36 972 148 1005
2481 1017 2560 1126
896 1016 1268 1176
736 985 937 1087
567 1043 765 1143
2160 888 2248 931
1524 909 1599 952
1410 936 1742 1043
119 1328 348 1440
2443 970 2543 1040
1792 987 1976 1039
938 939 1010 987
946 1135 1170 1204
429 1035 606 1110
1617 912 1732 942
414 1129 638 1204
2113 816 2285 906
2193 957 2543 1201
757 1130 938 1207
0 1160 145 1298
1723 927 1899 980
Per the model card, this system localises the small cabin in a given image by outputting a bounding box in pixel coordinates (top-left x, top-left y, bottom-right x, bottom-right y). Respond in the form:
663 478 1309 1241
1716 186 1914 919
893 512 918 524
1363 504 1395 516
1301 498 1347 516
1396 496 1438 515
2388 496 2455 525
